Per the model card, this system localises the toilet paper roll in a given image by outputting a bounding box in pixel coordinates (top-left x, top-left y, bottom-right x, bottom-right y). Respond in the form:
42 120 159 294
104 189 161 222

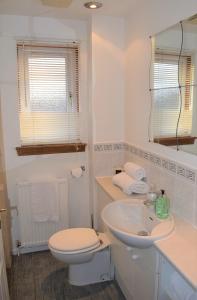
71 167 83 178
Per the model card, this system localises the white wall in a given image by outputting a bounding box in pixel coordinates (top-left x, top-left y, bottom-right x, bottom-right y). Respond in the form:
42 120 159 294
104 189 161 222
125 0 197 167
0 15 90 252
89 16 125 229
91 15 125 144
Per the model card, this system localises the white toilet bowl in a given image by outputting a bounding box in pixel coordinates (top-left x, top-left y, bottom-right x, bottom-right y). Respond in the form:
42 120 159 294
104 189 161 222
48 228 113 286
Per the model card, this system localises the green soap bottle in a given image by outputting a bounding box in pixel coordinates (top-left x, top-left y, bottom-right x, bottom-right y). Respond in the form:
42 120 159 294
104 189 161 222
155 189 169 219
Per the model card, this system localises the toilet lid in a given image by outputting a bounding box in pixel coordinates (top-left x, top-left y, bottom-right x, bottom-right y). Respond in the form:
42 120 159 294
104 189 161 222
49 228 100 253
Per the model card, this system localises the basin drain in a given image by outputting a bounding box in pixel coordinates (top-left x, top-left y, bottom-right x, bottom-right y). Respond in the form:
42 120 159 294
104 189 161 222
137 230 149 236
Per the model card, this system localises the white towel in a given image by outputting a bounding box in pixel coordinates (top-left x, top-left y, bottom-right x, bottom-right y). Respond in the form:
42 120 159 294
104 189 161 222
30 181 59 222
167 271 197 300
112 172 149 195
124 162 146 180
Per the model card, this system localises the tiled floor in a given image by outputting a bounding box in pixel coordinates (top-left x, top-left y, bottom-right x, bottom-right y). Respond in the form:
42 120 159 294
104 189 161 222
8 251 125 300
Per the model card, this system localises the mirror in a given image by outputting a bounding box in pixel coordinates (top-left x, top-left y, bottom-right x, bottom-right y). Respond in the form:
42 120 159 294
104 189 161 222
150 14 197 155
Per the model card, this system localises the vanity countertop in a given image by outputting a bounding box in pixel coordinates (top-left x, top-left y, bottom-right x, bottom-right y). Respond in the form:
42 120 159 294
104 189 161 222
155 218 197 290
95 176 146 201
96 176 197 291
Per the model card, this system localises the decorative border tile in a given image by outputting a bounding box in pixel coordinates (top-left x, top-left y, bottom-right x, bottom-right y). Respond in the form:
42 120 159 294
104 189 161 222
93 142 196 183
154 155 161 167
168 162 176 174
185 169 196 182
176 165 196 182
149 153 155 164
143 152 149 160
177 165 186 177
103 144 113 151
113 143 123 151
124 142 196 184
162 159 169 170
94 142 124 152
94 144 104 152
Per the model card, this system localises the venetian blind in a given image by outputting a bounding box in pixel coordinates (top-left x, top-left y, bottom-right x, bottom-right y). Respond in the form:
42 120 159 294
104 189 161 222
152 52 193 138
17 42 80 145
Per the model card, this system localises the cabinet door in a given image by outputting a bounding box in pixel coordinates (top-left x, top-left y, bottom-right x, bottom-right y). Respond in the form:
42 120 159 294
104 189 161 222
158 256 195 300
110 232 158 300
0 227 9 300
131 247 158 300
110 233 135 299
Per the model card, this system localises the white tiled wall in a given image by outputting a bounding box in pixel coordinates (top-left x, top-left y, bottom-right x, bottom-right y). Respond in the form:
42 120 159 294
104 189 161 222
94 142 197 228
93 143 125 177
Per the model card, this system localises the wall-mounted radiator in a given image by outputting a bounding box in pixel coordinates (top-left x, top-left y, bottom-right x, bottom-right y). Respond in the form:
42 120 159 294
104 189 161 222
17 178 69 250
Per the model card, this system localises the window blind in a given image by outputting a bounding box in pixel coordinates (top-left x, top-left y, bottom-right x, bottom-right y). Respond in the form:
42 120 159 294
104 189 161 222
17 42 80 145
152 52 193 138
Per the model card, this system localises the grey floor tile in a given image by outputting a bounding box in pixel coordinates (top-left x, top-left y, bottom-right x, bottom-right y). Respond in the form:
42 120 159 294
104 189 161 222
8 251 125 300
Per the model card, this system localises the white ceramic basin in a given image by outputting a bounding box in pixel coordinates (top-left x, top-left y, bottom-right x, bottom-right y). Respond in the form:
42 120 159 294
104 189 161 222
101 199 174 248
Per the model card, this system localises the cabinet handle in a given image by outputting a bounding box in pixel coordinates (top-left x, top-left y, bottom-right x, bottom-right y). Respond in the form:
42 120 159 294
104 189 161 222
0 208 6 213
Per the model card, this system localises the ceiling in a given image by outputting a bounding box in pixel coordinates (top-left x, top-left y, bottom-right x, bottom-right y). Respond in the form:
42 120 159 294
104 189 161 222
0 0 136 20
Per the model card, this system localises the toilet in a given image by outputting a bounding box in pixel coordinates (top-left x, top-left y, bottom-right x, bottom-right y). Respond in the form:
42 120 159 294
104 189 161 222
48 227 113 286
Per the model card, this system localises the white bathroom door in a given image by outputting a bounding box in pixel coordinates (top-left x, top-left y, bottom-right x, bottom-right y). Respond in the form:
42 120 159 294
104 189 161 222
0 225 9 300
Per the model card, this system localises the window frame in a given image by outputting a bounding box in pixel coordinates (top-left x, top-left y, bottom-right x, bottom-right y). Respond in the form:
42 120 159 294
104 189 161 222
152 51 195 145
16 42 85 155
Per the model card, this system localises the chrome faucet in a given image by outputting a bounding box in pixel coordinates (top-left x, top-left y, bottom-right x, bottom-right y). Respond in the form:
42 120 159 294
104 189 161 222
144 191 157 207
143 199 155 207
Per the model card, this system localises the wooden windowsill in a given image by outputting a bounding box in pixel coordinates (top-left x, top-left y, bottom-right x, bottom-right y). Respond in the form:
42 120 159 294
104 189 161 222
16 143 87 156
153 136 196 146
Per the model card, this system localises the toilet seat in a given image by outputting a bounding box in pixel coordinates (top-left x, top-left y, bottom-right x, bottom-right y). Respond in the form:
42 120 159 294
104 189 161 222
48 228 100 254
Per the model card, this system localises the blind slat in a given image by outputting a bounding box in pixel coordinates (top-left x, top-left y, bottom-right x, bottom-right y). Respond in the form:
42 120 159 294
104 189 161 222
17 42 80 145
152 52 193 138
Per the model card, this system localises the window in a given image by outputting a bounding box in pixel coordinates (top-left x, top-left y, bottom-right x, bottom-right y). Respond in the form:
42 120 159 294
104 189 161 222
152 52 194 142
17 42 80 147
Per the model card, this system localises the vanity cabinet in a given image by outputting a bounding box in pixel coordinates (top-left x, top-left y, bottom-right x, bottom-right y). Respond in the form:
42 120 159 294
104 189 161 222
96 178 197 300
157 255 196 300
96 182 158 300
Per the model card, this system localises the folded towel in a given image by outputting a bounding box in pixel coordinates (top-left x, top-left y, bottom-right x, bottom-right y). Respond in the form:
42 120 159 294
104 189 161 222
167 271 196 300
124 162 146 180
30 180 59 222
112 172 149 195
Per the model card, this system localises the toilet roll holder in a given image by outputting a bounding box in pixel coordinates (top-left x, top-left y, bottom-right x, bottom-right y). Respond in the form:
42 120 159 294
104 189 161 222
70 165 85 178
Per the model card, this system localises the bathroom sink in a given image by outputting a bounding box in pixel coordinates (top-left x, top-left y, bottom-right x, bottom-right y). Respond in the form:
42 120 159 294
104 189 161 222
101 199 174 248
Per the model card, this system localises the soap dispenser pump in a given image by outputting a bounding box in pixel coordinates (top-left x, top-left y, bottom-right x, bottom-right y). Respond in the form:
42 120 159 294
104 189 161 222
155 189 169 219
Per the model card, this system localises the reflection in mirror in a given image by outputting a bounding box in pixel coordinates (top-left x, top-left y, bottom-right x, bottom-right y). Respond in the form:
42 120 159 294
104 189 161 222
150 14 197 155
